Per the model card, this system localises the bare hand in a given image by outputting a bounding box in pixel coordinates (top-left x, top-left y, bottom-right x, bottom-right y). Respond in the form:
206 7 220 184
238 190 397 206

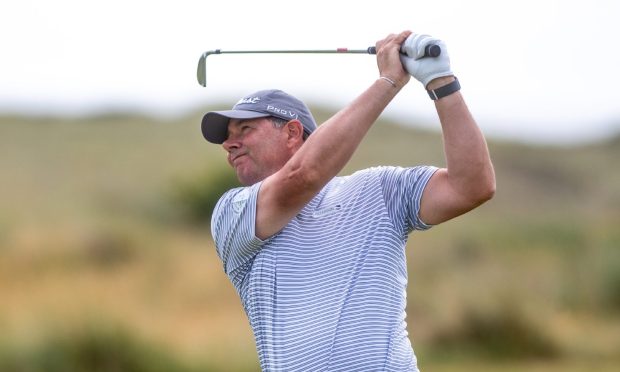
374 31 412 88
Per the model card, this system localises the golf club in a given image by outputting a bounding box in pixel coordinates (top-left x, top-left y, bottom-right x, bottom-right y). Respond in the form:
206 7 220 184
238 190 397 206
197 44 441 87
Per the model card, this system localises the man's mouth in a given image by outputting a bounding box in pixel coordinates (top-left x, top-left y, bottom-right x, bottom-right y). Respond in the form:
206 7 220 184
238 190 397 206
230 153 246 166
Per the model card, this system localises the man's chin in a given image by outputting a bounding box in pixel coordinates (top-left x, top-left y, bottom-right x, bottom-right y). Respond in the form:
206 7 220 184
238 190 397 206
236 165 271 186
236 171 258 186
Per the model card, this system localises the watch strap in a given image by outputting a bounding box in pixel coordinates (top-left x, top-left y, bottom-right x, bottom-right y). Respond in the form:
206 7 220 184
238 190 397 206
427 77 460 100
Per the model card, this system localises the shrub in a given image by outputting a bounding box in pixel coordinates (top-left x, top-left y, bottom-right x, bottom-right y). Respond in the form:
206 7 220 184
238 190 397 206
171 167 240 224
431 305 560 360
600 245 620 312
0 324 208 372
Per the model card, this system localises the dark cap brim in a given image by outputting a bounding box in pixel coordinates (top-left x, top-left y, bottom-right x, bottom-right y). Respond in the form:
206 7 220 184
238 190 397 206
201 110 271 144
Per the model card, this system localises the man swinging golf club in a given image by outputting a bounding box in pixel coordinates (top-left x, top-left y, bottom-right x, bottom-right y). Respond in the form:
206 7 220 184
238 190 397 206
202 30 495 371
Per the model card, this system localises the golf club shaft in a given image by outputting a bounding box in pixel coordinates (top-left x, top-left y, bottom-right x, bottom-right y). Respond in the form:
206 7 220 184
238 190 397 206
203 48 372 55
197 44 440 86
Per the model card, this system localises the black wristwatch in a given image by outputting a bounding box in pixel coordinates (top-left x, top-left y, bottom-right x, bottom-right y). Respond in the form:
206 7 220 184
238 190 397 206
427 77 460 100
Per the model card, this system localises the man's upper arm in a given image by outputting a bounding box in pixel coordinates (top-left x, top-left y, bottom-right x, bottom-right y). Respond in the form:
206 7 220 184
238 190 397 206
212 185 265 275
419 168 484 225
254 169 320 240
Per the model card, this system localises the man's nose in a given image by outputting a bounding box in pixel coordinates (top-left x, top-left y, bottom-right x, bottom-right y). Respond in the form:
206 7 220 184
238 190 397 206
222 135 240 152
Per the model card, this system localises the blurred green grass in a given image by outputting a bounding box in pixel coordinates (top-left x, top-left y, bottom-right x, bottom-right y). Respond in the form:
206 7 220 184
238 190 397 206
1 111 619 371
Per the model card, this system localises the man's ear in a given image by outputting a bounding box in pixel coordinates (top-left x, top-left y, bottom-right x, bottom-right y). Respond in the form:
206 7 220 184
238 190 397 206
285 120 304 142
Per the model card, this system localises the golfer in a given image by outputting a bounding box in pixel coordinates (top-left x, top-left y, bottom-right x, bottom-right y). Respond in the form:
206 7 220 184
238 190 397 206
202 31 495 371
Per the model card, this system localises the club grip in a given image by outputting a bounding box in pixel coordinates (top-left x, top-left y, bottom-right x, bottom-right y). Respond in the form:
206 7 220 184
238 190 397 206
367 44 441 58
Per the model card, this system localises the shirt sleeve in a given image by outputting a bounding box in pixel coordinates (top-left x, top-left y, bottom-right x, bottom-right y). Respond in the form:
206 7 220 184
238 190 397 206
211 182 266 277
377 165 439 234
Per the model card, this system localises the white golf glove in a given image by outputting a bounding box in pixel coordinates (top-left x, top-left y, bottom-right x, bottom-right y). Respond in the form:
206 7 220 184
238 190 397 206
400 34 453 87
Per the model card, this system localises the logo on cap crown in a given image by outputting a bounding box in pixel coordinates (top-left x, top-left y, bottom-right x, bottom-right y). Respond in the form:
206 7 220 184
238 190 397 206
236 97 261 105
267 105 298 119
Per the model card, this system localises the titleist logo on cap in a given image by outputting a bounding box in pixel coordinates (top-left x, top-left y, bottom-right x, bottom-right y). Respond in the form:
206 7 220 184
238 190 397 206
236 97 261 105
235 96 299 119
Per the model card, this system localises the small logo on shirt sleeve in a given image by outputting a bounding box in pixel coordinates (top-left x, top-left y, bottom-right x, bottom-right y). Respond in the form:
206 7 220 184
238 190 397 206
232 188 250 214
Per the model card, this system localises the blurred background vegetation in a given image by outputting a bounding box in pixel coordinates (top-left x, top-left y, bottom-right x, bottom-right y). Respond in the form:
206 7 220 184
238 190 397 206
1 109 619 371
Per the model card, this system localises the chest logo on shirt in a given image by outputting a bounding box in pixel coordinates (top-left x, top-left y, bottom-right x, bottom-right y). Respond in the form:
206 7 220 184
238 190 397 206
311 204 341 218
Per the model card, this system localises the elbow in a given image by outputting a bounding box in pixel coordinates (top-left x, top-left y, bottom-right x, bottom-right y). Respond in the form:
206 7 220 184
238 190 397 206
479 180 496 203
462 181 494 212
474 171 496 204
459 166 495 207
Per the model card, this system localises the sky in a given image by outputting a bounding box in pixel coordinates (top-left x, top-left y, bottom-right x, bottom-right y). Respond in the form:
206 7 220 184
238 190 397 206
1 0 619 144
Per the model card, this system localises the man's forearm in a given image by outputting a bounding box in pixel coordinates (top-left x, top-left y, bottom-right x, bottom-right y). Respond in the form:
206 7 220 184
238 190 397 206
286 79 400 190
433 80 496 202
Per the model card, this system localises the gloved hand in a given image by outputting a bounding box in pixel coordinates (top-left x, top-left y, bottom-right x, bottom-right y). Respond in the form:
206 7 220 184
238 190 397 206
399 34 453 88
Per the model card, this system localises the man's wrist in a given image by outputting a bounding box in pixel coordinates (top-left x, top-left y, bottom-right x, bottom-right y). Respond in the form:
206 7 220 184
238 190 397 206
426 75 455 90
426 76 460 101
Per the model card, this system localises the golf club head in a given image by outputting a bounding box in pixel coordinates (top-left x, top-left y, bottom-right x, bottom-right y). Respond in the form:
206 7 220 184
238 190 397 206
197 54 206 87
197 50 222 87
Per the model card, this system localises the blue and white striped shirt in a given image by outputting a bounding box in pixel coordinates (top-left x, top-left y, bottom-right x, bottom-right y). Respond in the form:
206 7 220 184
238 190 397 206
212 166 438 371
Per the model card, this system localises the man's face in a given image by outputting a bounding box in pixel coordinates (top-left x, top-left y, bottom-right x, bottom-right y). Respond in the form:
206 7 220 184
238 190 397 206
222 117 292 186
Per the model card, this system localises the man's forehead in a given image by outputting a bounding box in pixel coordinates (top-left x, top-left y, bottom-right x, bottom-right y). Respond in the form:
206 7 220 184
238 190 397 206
229 117 269 126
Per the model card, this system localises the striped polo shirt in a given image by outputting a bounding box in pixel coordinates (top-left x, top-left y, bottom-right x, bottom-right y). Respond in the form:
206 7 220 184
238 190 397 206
212 165 437 371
